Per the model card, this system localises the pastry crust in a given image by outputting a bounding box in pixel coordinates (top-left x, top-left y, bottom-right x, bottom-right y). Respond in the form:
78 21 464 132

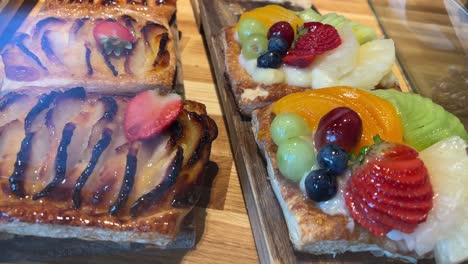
44 0 177 22
0 89 217 247
252 105 418 262
222 27 305 116
0 5 176 94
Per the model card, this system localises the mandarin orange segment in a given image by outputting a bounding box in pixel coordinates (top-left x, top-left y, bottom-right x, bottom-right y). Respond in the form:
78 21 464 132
235 5 303 34
272 86 403 152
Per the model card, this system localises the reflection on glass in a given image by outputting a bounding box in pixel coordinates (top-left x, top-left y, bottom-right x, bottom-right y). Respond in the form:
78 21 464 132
369 0 468 128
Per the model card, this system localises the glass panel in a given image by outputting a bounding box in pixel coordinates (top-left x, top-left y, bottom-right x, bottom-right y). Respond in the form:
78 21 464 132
369 0 468 128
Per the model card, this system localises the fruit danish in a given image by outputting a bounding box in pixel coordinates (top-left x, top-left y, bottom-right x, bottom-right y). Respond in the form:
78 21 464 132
0 88 217 247
223 5 398 115
252 86 468 263
0 2 176 94
44 0 177 22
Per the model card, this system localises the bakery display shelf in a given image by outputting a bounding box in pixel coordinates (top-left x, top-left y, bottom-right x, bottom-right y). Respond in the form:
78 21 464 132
196 0 432 263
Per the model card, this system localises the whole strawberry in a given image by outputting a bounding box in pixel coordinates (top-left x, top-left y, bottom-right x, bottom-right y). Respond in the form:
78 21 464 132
345 138 433 237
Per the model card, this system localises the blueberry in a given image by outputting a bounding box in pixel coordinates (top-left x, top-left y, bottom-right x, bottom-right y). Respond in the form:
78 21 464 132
305 169 337 202
317 144 349 175
257 50 282 69
268 36 289 56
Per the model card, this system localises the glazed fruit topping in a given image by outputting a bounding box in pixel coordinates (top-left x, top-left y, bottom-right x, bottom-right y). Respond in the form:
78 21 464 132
317 144 349 175
268 36 289 56
237 18 268 45
283 22 341 67
93 21 135 57
257 50 282 69
267 21 294 47
276 137 316 182
282 50 315 68
305 169 337 202
124 91 183 142
345 140 433 237
242 33 268 59
314 107 362 153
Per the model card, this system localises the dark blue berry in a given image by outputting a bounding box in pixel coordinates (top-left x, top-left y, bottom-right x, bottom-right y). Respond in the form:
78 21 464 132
257 50 282 69
268 36 289 56
317 144 349 175
305 169 337 202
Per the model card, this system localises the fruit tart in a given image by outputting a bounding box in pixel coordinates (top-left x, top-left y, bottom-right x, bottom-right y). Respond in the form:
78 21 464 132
0 87 217 247
223 5 398 115
252 86 468 263
0 1 177 94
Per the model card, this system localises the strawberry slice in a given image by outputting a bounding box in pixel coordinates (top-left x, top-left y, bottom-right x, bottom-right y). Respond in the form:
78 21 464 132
352 169 433 201
348 184 417 233
124 91 183 142
282 50 315 68
345 182 392 236
363 159 429 186
295 22 342 55
345 140 434 237
358 183 432 210
282 22 341 68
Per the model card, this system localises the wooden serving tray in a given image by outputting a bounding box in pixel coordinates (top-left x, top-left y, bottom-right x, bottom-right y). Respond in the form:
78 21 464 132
196 0 431 263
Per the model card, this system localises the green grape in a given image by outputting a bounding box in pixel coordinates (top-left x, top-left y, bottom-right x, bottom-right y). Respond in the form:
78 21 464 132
296 9 322 22
241 33 268 59
277 137 316 182
270 113 311 145
237 18 268 45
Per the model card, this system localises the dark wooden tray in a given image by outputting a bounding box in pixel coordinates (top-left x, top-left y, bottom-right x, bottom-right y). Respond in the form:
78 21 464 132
196 1 432 263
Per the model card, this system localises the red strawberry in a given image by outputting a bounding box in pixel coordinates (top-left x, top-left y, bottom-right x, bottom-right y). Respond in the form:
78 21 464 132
283 22 341 68
124 91 183 142
345 141 433 237
93 21 135 57
282 50 315 68
295 22 341 55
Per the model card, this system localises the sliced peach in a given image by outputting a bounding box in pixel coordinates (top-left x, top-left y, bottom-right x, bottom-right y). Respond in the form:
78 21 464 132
235 5 303 34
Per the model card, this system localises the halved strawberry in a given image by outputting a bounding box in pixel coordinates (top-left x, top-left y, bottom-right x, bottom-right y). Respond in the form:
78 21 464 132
345 140 434 237
124 91 183 142
282 50 315 68
93 21 135 57
295 22 342 55
282 22 341 68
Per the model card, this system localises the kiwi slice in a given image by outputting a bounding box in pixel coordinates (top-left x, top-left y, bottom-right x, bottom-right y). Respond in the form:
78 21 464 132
373 89 468 151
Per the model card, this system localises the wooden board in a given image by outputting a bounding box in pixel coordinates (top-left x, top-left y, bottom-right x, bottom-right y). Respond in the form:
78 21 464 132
197 0 431 263
0 1 260 263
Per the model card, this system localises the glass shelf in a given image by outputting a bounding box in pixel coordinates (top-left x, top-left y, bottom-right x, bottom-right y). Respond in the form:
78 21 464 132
369 0 468 128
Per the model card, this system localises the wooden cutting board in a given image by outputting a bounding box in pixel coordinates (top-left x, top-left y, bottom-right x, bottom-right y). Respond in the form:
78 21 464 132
0 1 259 263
